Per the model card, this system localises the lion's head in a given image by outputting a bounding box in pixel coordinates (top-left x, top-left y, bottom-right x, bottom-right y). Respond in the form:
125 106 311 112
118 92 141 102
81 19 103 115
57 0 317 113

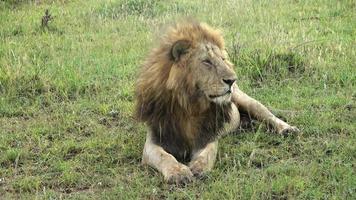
172 39 237 105
135 21 237 123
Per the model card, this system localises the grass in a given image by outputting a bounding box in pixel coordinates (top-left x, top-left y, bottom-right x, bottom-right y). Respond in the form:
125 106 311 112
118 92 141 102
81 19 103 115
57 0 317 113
0 0 355 199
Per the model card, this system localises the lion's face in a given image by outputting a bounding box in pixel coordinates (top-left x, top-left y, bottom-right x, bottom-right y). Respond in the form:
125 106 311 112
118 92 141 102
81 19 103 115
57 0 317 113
188 42 237 104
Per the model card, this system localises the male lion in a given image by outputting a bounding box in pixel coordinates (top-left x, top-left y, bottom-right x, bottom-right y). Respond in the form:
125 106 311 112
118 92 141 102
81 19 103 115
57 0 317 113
135 21 299 184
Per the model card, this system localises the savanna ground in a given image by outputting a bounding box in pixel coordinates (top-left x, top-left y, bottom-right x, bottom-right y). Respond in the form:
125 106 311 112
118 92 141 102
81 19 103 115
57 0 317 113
0 0 355 199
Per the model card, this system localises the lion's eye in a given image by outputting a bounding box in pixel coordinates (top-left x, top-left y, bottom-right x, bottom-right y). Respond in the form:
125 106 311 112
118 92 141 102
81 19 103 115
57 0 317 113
202 59 213 66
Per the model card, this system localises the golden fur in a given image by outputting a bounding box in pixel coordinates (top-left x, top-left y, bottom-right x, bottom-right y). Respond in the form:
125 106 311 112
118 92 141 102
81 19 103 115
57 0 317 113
135 21 225 116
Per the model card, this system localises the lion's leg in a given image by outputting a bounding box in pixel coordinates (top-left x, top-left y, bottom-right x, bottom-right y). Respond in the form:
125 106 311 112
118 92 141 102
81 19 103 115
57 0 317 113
188 141 218 178
232 84 299 134
142 130 194 184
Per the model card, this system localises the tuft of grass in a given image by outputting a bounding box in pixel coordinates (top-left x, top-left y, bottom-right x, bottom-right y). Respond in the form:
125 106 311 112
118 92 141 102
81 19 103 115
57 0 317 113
95 0 166 19
232 50 308 87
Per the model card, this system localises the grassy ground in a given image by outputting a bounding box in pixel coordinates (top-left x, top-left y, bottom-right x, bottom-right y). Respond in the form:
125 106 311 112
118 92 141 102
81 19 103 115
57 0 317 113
0 0 355 199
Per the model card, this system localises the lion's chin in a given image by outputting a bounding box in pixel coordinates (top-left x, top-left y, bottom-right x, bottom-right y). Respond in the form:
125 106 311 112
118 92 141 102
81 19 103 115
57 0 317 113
209 93 232 105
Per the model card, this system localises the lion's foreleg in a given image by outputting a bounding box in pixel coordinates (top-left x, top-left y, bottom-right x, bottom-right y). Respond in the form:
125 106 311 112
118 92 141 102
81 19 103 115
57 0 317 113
188 141 218 178
232 85 299 134
142 130 193 184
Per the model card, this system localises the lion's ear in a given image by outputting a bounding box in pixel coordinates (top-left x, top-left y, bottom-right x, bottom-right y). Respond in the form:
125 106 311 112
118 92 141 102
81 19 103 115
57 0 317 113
171 40 190 62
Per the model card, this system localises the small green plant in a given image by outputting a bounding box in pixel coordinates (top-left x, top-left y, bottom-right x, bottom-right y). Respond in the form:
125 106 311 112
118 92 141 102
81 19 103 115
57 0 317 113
41 9 53 29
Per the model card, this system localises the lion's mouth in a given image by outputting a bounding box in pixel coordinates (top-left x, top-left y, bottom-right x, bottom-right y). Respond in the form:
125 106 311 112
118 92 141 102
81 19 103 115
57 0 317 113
208 90 231 99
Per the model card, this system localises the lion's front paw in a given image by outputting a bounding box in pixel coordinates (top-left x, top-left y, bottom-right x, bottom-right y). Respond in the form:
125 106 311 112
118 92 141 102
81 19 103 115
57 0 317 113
189 160 209 179
165 164 194 185
278 125 300 135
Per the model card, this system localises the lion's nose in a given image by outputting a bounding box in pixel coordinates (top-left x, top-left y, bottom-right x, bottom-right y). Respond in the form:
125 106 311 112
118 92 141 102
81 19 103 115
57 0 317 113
222 78 236 87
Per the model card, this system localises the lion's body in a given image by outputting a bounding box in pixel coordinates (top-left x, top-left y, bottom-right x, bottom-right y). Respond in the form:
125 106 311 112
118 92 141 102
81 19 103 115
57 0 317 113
135 22 236 161
148 102 233 161
135 21 299 184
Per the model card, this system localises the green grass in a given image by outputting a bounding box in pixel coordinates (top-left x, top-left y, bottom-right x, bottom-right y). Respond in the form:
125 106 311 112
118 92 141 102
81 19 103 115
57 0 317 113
0 0 355 199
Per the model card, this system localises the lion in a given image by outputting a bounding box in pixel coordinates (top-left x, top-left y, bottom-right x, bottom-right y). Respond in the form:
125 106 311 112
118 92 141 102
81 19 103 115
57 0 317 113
135 21 299 184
